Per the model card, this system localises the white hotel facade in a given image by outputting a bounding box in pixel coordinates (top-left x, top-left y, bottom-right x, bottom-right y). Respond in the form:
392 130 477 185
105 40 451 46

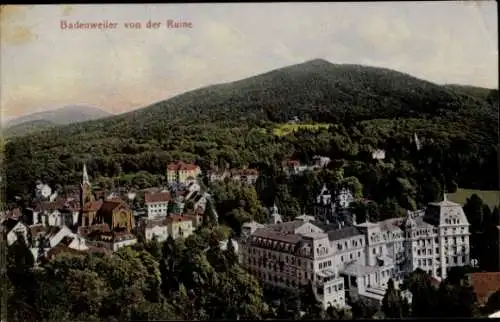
238 195 470 309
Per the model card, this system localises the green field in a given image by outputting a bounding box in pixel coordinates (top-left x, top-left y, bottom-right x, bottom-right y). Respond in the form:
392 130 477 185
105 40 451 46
447 188 500 209
272 123 332 136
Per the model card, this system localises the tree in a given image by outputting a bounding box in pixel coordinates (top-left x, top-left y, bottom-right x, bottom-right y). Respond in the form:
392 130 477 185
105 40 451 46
224 237 238 268
202 198 217 228
382 279 403 318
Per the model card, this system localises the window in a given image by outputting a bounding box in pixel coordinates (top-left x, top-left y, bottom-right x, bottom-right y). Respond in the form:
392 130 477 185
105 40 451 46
350 253 353 260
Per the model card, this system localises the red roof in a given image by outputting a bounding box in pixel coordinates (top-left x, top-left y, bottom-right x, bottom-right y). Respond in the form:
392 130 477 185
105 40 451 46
167 161 200 171
145 191 172 203
77 223 110 237
5 208 22 220
283 159 300 166
30 224 48 238
469 272 500 306
168 214 193 222
83 200 103 212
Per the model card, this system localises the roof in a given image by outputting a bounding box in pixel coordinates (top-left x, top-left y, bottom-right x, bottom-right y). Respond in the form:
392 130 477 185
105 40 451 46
144 217 169 229
145 191 172 203
327 226 364 241
168 214 193 223
29 224 48 238
2 218 22 232
342 261 381 276
489 311 500 318
83 200 103 212
167 161 200 171
98 200 125 213
283 159 300 166
268 220 306 234
252 228 303 244
469 272 500 306
4 208 22 220
46 244 85 259
77 223 110 236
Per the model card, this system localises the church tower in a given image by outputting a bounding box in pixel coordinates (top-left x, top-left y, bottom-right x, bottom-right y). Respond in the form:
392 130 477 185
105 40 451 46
80 163 94 211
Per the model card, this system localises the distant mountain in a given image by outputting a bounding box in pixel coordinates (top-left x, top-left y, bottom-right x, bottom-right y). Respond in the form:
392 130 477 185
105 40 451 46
5 105 112 128
109 59 491 127
3 105 112 138
3 119 57 138
444 84 498 104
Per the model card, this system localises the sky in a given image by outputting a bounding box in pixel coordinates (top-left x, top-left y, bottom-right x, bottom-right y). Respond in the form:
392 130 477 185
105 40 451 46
1 2 498 123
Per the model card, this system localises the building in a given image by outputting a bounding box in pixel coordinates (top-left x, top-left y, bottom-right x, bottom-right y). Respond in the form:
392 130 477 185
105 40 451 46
312 156 331 168
137 217 170 242
166 161 201 185
2 218 29 246
372 149 386 160
313 185 354 226
145 190 171 218
79 164 135 232
239 194 471 309
168 214 195 239
86 230 137 252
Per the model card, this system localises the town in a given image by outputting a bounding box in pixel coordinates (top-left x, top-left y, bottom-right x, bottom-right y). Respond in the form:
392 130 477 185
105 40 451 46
2 153 499 318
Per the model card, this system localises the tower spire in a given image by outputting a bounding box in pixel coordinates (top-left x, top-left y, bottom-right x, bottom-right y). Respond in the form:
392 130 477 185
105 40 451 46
83 163 90 186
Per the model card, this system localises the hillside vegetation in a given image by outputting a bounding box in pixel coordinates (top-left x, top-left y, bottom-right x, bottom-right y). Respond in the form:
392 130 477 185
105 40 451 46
273 123 332 136
3 59 498 204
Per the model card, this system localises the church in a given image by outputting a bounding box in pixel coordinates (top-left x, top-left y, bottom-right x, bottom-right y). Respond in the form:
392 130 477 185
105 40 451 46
78 164 135 233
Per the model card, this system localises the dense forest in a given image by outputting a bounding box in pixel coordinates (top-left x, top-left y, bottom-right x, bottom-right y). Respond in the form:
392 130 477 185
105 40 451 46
3 60 498 203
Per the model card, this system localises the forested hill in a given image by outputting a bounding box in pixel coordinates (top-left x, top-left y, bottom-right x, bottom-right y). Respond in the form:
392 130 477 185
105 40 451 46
123 58 494 126
3 59 498 200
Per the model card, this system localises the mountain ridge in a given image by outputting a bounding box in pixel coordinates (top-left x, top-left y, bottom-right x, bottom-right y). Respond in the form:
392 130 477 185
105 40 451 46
5 105 112 128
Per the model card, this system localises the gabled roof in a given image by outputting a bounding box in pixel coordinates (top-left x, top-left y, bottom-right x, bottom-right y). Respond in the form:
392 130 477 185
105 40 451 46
2 218 23 232
83 200 103 212
469 272 500 306
145 191 172 203
167 161 200 171
98 200 125 213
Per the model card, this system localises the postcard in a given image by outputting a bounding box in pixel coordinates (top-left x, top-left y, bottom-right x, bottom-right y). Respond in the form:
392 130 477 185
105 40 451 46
0 3 498 321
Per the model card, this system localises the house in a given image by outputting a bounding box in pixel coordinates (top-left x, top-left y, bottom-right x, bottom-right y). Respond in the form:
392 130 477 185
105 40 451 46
372 149 386 160
239 196 472 309
468 272 500 307
168 214 195 239
230 168 260 185
145 190 171 218
282 159 301 175
2 218 29 246
312 156 331 168
79 164 135 232
137 217 169 242
77 223 111 237
30 198 79 228
28 225 74 261
167 161 201 185
86 230 137 252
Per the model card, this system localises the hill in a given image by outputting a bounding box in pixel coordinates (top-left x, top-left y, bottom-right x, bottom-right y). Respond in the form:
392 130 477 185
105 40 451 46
444 84 498 103
3 59 498 201
3 119 57 138
5 105 112 129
